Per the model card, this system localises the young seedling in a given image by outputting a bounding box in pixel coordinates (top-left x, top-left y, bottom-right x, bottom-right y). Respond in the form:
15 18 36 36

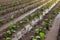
20 18 29 23
36 35 41 39
10 29 16 33
31 36 37 40
34 29 39 33
39 27 45 33
4 30 11 36
2 37 11 40
29 13 37 21
10 15 14 19
0 19 4 23
41 21 47 26
39 32 45 40
8 22 15 29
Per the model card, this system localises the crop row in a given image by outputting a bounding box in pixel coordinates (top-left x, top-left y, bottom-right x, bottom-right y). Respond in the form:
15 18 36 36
0 0 58 40
30 11 58 40
0 0 51 39
0 0 45 17
0 0 35 10
0 0 45 27
1 0 56 26
20 1 60 40
16 0 60 40
0 0 59 40
0 0 51 33
0 0 41 15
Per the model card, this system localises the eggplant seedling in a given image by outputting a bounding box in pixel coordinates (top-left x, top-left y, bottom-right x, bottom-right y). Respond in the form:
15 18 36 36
31 36 37 40
10 29 16 33
0 19 4 24
41 21 47 26
10 15 14 19
4 30 11 36
0 19 3 22
39 32 45 40
8 22 15 29
3 37 11 40
34 29 39 33
40 7 45 11
20 18 29 23
29 14 36 20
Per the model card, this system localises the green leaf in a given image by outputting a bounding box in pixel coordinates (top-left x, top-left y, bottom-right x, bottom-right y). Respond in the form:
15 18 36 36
39 32 45 39
32 38 37 40
30 14 36 19
0 19 3 23
20 18 28 23
34 29 39 33
8 22 14 29
32 36 37 40
11 29 16 33
6 37 11 40
10 15 14 19
36 36 40 38
42 21 47 25
6 30 11 35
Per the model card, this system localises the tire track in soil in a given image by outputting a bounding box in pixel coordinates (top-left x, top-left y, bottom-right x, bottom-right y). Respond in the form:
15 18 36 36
45 13 60 40
45 2 60 40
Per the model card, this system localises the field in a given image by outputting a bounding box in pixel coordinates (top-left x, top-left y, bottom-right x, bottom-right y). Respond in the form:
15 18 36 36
0 0 60 40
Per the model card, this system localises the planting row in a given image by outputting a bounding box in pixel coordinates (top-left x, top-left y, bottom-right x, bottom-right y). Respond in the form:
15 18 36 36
0 0 35 10
0 0 42 15
0 0 45 17
30 11 58 40
0 0 51 38
0 0 53 39
0 0 55 36
18 0 60 40
0 0 58 40
0 0 48 26
0 0 59 40
0 0 52 35
20 7 59 40
0 0 56 26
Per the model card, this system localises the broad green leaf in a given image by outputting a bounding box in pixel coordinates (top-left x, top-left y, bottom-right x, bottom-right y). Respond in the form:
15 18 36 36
39 32 45 39
8 22 14 29
10 15 14 19
34 29 39 33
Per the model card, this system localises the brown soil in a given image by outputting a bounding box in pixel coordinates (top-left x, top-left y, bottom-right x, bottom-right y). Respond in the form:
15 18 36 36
0 0 15 3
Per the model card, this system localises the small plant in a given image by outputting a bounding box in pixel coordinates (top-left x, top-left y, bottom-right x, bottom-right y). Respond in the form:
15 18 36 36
10 15 14 19
4 30 11 35
31 27 45 40
0 19 5 25
39 32 45 40
34 29 39 33
41 21 47 26
0 19 3 23
20 18 29 23
34 12 40 18
4 29 16 36
40 7 45 11
31 36 37 40
8 22 15 29
29 14 36 20
3 37 11 40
